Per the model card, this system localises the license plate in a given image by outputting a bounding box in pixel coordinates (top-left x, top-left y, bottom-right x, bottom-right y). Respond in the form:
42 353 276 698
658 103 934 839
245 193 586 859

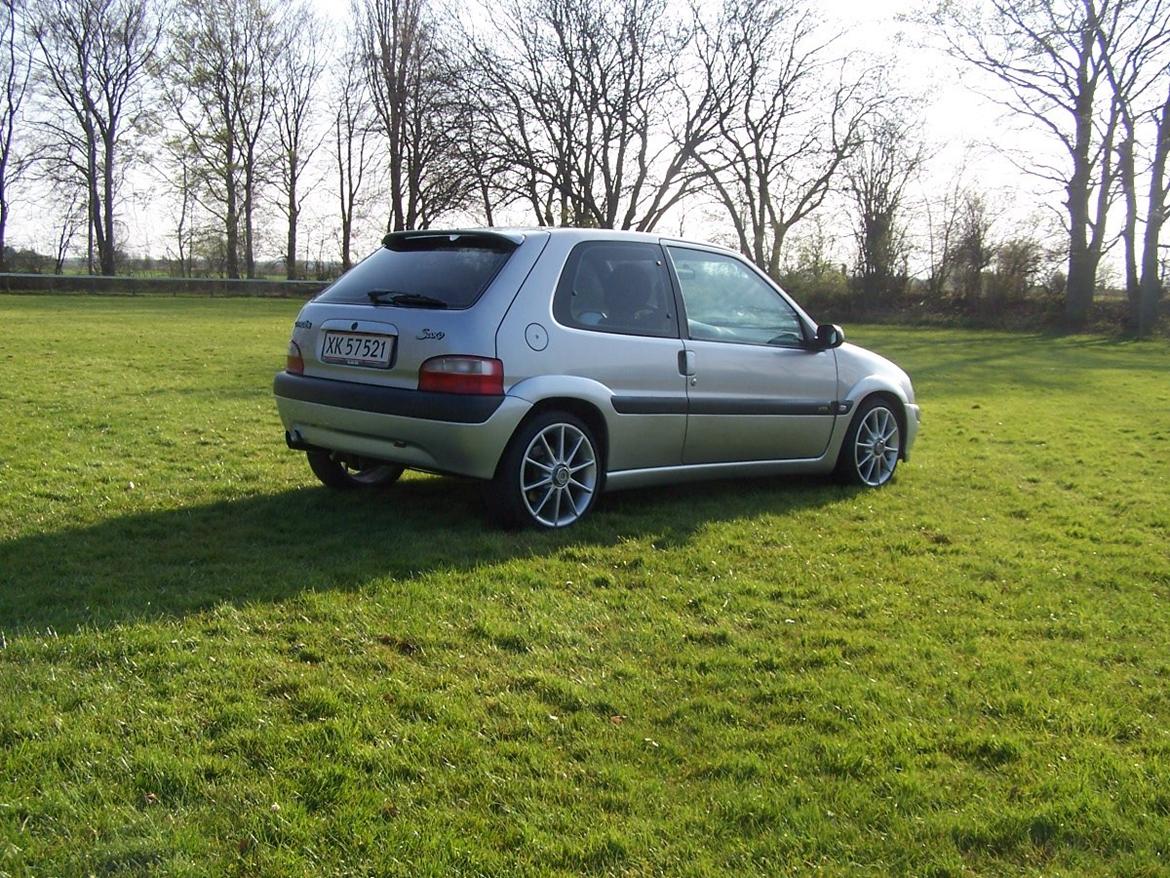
321 331 394 368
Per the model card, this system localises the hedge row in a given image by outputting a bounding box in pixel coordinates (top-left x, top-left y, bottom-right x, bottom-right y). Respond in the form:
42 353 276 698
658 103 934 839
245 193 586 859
0 273 327 298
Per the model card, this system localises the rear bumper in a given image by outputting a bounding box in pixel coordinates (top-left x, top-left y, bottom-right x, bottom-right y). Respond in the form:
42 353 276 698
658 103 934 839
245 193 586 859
273 371 530 479
273 371 504 423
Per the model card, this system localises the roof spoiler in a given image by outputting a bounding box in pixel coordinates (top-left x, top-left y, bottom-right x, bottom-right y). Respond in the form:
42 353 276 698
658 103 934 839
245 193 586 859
381 229 525 251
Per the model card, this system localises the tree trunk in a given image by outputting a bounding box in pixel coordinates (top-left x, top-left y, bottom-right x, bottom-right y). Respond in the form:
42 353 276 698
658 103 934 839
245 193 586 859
0 196 7 273
87 132 105 276
224 160 239 279
90 189 107 275
767 226 783 281
86 199 94 275
1137 233 1163 337
1064 173 1096 329
389 82 404 231
100 133 116 275
480 176 494 227
244 180 256 279
1066 243 1097 329
1060 27 1103 331
1117 126 1139 331
338 120 353 272
286 183 299 280
1137 87 1170 337
341 222 352 273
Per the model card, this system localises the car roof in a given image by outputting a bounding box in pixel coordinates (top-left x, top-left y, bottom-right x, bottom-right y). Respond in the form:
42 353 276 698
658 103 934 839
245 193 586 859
396 226 735 253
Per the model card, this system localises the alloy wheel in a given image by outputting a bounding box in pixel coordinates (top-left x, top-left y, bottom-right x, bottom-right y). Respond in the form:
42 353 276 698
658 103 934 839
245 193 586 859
853 405 900 486
519 422 598 527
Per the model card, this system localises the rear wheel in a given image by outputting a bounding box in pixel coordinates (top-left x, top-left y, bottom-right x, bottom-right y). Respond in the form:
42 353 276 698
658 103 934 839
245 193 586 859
306 450 404 490
487 411 601 529
836 398 902 487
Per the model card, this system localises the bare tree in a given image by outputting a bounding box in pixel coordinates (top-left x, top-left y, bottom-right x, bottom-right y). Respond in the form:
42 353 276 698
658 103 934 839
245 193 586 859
160 138 201 277
989 234 1046 303
921 170 974 299
779 213 850 301
1135 79 1170 333
49 181 82 273
465 0 723 230
951 193 997 309
785 215 841 283
693 0 886 279
0 0 32 272
930 0 1128 329
332 42 379 272
28 0 161 276
356 0 470 231
1097 0 1170 334
452 80 513 227
273 3 326 280
167 0 280 278
847 116 925 300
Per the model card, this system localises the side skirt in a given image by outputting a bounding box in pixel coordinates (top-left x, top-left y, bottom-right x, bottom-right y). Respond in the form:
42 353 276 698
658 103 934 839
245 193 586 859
603 457 833 492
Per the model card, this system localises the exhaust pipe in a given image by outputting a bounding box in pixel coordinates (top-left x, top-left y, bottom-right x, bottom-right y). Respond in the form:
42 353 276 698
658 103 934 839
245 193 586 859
285 429 318 451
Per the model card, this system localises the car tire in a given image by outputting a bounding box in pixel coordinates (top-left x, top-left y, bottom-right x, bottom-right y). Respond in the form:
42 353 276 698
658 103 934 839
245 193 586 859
836 398 902 487
306 450 405 490
487 410 602 529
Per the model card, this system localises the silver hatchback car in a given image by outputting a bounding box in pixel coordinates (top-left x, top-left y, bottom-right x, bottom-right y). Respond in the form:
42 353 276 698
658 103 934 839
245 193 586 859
274 228 920 528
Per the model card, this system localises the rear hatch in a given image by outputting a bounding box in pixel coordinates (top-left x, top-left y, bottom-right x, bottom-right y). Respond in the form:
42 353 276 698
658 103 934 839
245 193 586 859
295 230 547 390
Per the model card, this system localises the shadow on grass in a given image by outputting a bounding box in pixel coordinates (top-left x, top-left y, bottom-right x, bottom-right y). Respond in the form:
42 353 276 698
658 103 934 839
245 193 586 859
0 473 852 636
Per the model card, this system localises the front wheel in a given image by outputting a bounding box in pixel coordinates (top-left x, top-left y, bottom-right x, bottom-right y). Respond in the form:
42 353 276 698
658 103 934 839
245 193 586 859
306 450 404 490
836 399 902 487
487 411 601 529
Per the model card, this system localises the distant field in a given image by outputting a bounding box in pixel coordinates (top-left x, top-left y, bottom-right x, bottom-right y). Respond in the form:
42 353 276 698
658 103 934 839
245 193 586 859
1 295 1169 876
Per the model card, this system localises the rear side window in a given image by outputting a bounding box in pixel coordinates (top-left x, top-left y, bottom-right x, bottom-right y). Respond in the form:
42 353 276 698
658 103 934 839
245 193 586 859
553 241 678 338
316 233 517 309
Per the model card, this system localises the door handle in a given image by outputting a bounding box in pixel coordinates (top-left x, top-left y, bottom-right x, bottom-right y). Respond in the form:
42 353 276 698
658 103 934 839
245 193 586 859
678 349 696 376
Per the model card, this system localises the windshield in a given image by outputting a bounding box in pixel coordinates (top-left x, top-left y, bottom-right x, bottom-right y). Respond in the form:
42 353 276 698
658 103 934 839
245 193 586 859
316 233 518 309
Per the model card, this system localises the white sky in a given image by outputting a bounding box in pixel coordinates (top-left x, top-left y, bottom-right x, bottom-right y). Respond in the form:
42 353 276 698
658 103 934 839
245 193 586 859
10 0 1067 276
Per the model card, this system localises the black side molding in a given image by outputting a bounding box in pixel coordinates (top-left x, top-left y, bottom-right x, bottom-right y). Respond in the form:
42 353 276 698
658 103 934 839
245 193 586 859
611 396 688 415
611 395 841 416
273 372 504 424
688 398 837 416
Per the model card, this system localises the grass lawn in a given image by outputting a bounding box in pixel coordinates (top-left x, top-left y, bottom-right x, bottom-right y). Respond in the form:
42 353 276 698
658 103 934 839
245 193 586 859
1 295 1169 877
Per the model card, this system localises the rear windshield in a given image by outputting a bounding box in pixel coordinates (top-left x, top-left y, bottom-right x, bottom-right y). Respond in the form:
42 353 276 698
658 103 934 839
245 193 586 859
315 233 517 309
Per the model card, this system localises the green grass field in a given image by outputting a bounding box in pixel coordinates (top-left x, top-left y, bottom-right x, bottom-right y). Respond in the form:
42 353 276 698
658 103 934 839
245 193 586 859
1 295 1169 877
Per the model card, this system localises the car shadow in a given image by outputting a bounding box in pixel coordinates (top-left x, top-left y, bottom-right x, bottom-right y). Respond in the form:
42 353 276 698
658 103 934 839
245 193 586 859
0 474 855 637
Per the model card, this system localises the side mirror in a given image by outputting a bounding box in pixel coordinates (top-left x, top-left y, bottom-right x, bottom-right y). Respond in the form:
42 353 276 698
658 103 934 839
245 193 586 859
815 323 845 349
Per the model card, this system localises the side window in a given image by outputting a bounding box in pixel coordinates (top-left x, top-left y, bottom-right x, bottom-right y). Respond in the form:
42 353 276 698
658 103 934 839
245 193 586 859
553 241 679 339
667 247 806 347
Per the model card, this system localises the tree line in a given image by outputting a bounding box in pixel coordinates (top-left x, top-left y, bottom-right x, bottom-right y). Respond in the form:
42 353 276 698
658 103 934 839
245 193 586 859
0 0 1167 333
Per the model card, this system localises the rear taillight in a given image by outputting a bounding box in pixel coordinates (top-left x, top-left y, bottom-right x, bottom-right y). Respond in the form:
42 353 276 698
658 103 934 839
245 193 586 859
286 340 304 375
418 355 504 395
